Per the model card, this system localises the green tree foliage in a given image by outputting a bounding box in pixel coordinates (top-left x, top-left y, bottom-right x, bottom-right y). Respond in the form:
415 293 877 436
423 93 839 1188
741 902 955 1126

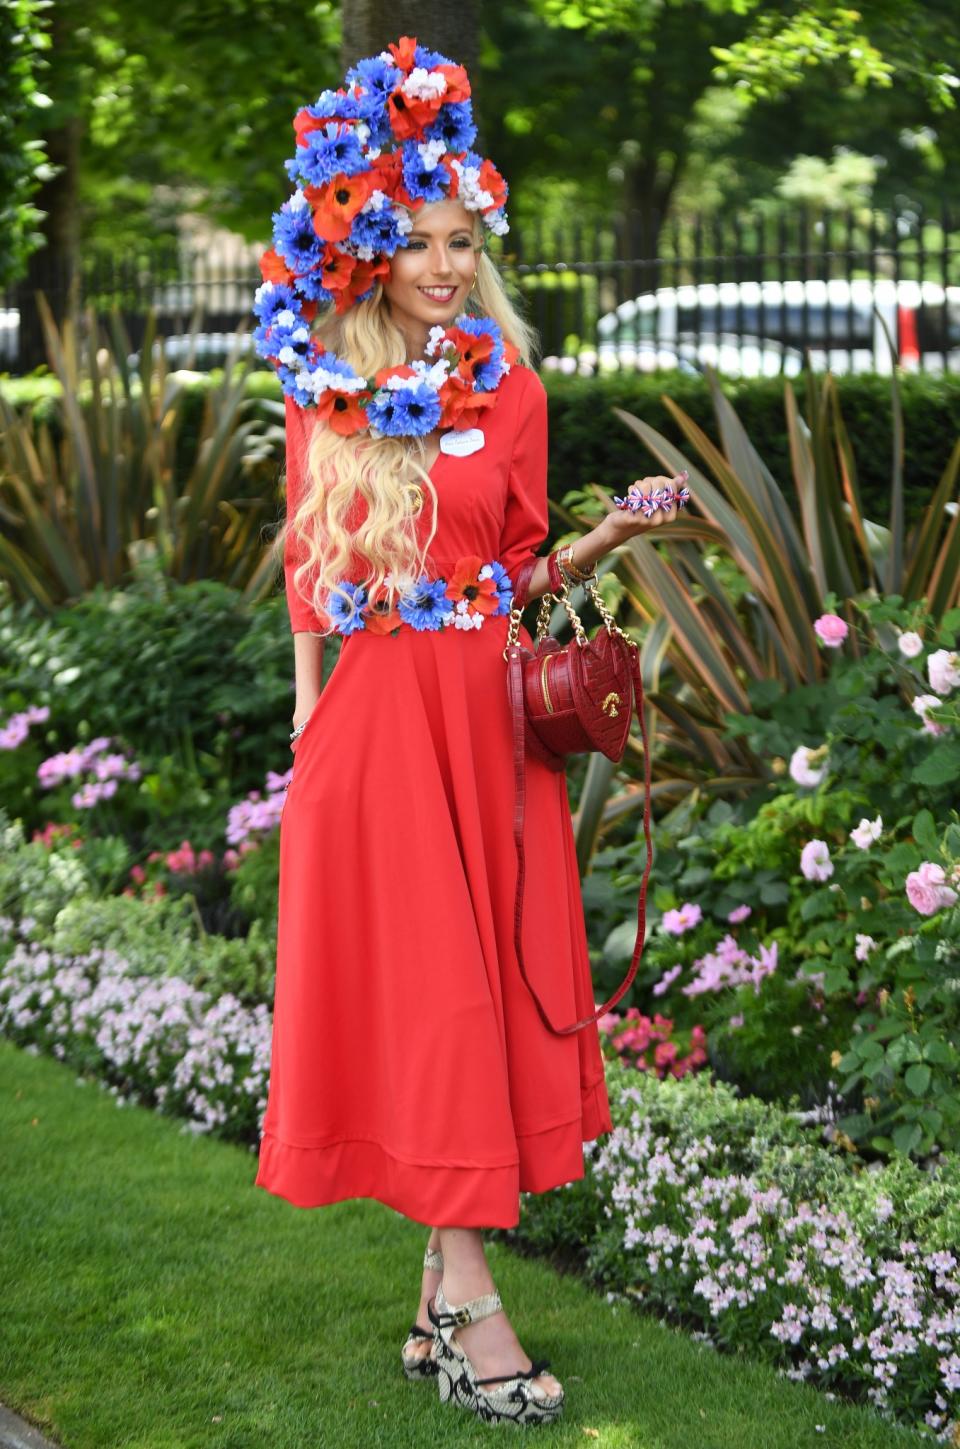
482 0 960 240
0 0 49 284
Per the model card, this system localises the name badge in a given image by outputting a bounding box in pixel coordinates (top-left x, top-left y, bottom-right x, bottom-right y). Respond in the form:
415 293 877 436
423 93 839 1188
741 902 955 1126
439 427 485 458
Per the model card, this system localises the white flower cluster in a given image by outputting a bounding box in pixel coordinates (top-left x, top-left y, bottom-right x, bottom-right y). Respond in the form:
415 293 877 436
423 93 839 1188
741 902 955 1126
416 138 447 171
449 157 509 235
401 66 448 103
381 356 452 393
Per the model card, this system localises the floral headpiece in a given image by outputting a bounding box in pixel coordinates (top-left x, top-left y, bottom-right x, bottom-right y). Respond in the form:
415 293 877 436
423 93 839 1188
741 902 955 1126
252 35 516 436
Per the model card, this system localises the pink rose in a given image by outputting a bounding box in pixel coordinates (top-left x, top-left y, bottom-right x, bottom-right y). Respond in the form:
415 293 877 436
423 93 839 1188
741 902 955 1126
897 631 924 659
814 613 849 648
911 693 950 737
800 839 834 882
928 649 960 697
905 861 959 916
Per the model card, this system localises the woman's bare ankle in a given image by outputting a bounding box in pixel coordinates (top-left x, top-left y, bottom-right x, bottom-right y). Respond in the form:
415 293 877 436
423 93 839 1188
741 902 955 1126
437 1226 495 1304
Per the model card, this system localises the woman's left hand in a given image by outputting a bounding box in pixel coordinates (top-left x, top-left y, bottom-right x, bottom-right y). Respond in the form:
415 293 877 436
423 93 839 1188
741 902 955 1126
603 472 692 543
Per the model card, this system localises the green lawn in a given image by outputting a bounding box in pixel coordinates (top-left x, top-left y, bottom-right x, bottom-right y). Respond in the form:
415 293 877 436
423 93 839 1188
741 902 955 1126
0 1039 925 1449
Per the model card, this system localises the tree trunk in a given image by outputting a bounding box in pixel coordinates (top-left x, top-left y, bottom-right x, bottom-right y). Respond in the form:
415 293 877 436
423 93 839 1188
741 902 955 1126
341 1 481 114
620 155 681 296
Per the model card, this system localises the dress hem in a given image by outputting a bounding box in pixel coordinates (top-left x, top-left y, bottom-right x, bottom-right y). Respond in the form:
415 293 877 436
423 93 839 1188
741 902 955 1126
254 1074 613 1229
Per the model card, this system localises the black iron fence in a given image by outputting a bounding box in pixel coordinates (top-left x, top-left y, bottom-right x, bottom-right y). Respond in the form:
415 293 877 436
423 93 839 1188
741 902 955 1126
4 205 960 377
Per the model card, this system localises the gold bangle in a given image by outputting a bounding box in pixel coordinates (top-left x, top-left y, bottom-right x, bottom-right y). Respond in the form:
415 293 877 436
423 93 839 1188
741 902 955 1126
556 543 595 583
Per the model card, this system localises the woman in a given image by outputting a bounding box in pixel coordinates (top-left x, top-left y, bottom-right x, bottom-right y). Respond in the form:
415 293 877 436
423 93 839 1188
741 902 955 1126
251 36 689 1430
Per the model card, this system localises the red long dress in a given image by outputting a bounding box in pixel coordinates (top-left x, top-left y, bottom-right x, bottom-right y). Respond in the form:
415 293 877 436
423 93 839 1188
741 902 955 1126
254 362 612 1229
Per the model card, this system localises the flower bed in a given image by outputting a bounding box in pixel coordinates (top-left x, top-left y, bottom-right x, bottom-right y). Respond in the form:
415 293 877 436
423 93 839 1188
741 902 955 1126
2 892 959 1441
508 1069 960 1443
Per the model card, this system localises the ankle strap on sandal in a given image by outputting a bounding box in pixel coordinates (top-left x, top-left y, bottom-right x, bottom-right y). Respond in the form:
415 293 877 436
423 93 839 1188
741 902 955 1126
423 1245 444 1271
432 1284 502 1328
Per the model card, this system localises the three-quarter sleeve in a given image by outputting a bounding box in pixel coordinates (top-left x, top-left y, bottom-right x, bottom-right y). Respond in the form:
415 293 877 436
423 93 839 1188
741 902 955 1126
283 393 326 634
498 368 549 585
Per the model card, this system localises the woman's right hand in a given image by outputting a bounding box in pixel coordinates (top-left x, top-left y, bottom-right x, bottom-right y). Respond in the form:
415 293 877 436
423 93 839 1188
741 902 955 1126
291 697 319 745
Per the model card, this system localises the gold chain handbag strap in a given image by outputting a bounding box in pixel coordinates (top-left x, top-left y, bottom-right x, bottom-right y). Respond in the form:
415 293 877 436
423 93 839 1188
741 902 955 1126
505 554 655 1035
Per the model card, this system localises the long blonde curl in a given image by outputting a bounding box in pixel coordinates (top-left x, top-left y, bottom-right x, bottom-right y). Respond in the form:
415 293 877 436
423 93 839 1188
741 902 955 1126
275 209 539 637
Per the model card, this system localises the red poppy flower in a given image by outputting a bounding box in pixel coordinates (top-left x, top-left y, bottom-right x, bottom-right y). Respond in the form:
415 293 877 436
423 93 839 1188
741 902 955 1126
476 159 508 213
339 253 392 311
362 581 402 634
387 35 418 74
436 64 471 104
387 88 437 141
307 170 378 243
314 387 371 436
437 374 498 430
365 151 423 213
444 555 500 617
443 325 495 384
259 248 295 286
317 243 357 297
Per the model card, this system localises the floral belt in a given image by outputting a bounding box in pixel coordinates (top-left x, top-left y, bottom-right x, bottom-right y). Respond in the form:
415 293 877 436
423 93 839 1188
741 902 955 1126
325 554 514 636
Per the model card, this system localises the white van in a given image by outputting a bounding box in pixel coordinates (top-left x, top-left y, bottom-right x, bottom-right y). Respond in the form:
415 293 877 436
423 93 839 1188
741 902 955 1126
596 278 960 376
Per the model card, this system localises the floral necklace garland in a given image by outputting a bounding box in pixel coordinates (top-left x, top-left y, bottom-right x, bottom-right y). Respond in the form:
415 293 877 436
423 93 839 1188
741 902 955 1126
252 291 517 439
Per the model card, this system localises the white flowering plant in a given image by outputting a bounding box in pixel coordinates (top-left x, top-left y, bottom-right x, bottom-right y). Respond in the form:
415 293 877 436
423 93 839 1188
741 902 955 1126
501 1068 960 1442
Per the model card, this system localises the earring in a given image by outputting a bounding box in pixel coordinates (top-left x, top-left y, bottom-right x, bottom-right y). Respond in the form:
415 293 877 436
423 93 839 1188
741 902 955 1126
469 273 478 294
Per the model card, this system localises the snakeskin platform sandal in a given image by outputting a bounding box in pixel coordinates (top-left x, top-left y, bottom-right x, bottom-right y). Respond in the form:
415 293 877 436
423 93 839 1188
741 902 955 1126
400 1243 444 1380
428 1282 564 1427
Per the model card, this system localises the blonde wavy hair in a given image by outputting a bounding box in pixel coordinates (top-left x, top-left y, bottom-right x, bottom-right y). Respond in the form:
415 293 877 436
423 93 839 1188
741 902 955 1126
275 206 539 637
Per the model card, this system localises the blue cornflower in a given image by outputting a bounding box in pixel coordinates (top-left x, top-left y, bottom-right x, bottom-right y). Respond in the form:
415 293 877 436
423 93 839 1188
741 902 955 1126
346 57 399 136
425 101 477 153
288 123 367 188
397 578 454 631
366 383 442 438
311 90 364 122
292 268 336 306
273 203 325 273
349 204 408 257
458 147 486 174
327 582 368 635
455 314 506 390
253 301 310 366
252 282 298 328
314 351 365 388
414 44 454 69
401 141 450 204
486 561 514 615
